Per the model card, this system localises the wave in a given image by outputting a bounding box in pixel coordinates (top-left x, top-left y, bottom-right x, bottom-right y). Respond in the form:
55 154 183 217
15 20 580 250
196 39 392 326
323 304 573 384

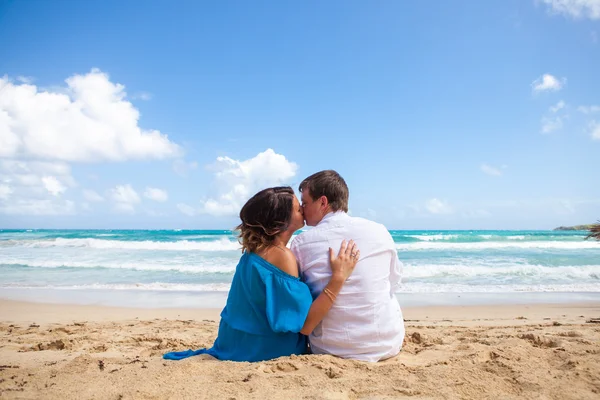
0 282 231 291
396 283 600 293
396 241 600 250
404 234 459 241
393 233 588 243
0 259 237 274
2 282 599 293
4 238 241 251
3 258 599 281
402 264 600 280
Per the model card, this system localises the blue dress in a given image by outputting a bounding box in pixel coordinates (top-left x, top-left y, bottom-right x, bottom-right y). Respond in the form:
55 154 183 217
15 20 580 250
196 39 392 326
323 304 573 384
163 252 313 362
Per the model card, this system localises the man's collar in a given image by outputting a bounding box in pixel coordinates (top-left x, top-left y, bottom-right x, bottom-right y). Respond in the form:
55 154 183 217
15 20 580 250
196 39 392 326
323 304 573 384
316 210 346 227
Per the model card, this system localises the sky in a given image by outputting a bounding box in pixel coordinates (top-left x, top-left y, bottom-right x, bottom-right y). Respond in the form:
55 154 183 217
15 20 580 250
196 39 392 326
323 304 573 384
0 0 599 230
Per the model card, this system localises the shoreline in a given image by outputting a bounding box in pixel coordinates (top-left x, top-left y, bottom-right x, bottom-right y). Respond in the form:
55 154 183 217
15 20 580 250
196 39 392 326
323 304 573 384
2 299 599 326
2 288 600 309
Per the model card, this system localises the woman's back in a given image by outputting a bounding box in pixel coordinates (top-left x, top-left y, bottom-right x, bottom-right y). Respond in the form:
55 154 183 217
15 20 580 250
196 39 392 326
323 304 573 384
193 252 312 362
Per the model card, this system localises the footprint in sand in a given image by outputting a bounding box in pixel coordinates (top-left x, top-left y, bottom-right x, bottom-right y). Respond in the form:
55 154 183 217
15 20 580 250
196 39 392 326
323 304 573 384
325 366 343 379
275 361 299 372
518 333 561 348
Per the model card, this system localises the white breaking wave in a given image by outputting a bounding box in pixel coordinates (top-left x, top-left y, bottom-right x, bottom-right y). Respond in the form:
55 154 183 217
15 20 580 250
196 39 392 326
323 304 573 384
2 282 600 293
0 282 231 291
397 283 600 293
4 257 599 280
1 258 237 273
8 237 241 251
402 264 600 280
396 241 600 250
405 234 459 241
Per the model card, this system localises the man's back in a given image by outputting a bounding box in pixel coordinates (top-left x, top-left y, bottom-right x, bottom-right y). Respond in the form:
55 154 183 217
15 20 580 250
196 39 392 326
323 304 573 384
290 211 405 362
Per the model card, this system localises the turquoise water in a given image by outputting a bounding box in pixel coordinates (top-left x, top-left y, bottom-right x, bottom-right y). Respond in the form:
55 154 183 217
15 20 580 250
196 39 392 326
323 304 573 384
0 229 598 305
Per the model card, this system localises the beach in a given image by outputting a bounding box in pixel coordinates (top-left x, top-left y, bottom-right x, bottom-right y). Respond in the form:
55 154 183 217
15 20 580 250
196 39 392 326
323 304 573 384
2 0 599 397
1 300 599 399
2 229 599 398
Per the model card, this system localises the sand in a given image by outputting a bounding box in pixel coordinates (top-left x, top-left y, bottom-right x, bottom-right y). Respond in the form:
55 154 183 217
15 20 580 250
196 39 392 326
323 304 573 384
1 300 599 399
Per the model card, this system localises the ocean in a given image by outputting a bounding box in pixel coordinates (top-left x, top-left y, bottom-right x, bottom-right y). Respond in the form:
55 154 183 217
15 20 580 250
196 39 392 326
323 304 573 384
1 229 599 307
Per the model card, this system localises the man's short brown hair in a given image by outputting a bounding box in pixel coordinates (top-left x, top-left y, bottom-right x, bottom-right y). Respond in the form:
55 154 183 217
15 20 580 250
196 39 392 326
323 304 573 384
299 170 349 212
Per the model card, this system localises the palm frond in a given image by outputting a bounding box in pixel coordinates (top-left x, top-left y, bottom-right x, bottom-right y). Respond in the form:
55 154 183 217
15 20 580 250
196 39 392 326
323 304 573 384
585 221 600 241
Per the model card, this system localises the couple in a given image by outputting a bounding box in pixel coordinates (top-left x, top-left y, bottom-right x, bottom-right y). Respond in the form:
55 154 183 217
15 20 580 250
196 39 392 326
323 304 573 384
164 170 405 362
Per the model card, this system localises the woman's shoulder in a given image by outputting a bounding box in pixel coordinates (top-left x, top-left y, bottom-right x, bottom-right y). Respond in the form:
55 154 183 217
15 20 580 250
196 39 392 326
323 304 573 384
257 247 299 278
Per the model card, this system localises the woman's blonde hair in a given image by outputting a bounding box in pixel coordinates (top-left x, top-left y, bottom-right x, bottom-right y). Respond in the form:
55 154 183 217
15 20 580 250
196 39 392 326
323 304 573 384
236 186 295 253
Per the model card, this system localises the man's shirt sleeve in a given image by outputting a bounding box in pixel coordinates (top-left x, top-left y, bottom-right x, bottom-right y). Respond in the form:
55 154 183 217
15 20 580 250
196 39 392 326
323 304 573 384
290 237 303 278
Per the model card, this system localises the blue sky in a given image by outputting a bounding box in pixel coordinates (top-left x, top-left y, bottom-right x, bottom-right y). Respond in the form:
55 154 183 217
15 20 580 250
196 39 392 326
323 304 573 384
0 0 598 230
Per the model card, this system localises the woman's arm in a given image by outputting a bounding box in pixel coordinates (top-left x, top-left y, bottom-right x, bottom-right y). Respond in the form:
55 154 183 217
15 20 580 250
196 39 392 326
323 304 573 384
299 240 359 335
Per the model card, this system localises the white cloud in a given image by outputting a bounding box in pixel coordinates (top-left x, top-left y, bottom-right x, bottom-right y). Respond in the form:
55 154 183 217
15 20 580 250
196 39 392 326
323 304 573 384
531 74 565 92
0 160 74 189
110 184 141 213
16 76 33 84
172 159 198 176
177 203 197 216
0 199 75 216
540 0 600 20
550 100 566 113
0 184 13 200
0 160 76 215
589 121 600 140
199 149 298 216
425 198 453 214
540 101 568 134
111 184 140 203
0 69 181 162
480 164 503 176
541 116 564 133
144 187 168 202
132 91 153 101
0 70 185 217
42 176 67 196
578 105 600 114
83 189 104 202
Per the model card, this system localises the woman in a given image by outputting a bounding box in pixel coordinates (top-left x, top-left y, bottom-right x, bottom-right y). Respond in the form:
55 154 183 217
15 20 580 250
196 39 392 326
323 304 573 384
163 186 360 362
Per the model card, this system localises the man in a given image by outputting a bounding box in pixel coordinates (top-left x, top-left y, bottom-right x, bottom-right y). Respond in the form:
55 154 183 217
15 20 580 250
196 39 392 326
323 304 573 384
290 170 405 362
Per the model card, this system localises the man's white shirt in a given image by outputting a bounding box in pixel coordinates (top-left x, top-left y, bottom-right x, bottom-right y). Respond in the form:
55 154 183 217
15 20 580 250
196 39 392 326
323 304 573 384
290 211 405 362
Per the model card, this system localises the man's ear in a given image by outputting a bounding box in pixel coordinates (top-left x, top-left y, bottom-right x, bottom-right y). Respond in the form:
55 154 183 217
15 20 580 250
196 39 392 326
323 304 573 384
320 196 329 209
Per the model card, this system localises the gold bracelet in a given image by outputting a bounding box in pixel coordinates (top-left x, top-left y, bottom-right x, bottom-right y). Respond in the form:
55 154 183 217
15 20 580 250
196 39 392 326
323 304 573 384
323 287 337 302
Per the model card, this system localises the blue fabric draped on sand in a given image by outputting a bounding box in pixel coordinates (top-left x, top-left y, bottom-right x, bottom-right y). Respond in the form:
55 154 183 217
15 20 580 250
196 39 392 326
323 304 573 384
163 252 313 362
163 348 214 360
